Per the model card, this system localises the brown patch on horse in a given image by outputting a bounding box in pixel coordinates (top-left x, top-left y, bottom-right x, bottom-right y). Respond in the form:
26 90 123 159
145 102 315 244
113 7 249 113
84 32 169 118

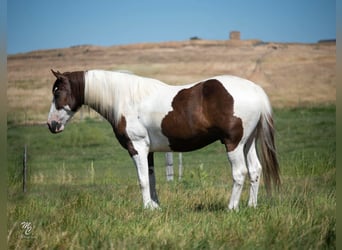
51 70 85 111
161 79 243 152
111 115 138 157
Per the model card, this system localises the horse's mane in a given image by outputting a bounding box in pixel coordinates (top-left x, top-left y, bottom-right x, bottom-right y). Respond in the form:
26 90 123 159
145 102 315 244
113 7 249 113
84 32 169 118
84 70 163 124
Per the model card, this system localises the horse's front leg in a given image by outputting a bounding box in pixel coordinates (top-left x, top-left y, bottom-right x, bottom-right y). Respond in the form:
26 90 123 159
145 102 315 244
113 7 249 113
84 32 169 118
131 143 160 210
148 152 159 204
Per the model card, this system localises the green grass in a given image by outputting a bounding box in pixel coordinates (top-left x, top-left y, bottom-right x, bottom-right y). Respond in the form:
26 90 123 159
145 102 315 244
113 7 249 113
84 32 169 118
7 106 335 249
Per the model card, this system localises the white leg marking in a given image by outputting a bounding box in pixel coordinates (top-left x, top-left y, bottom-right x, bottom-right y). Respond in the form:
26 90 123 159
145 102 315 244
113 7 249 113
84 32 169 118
246 140 262 207
131 143 160 210
227 145 248 210
125 118 160 209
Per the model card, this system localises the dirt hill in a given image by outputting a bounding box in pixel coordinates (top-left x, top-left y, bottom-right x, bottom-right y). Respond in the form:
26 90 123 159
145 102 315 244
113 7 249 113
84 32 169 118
7 39 336 124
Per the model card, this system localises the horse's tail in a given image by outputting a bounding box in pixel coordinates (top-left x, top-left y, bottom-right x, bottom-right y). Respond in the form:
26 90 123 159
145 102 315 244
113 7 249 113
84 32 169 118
257 87 281 194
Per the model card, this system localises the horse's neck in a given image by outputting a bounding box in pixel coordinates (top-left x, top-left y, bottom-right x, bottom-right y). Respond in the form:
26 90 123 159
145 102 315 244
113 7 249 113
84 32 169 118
84 70 162 124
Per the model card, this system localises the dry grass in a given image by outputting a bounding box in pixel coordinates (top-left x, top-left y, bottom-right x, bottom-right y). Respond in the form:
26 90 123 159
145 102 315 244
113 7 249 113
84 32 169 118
7 40 335 124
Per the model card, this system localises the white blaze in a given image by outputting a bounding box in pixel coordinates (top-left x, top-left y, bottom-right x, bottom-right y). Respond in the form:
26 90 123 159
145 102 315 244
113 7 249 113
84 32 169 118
47 100 75 132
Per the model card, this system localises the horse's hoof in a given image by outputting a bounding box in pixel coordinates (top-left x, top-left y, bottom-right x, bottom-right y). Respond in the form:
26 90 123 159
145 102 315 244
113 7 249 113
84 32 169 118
144 201 161 211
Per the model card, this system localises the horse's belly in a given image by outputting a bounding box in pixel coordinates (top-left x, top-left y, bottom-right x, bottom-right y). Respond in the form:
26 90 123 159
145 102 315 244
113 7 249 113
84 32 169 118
163 128 221 152
149 130 219 152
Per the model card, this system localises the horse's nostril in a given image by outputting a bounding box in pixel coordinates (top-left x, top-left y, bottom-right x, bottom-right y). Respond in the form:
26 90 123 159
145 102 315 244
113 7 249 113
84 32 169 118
47 122 53 131
47 121 61 133
51 121 58 128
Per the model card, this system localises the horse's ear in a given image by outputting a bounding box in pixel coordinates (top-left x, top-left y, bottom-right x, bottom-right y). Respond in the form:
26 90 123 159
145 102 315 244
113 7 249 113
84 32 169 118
51 69 65 80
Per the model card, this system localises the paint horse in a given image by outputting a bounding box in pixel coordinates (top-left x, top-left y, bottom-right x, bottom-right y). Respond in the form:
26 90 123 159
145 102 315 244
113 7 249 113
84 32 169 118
47 70 280 210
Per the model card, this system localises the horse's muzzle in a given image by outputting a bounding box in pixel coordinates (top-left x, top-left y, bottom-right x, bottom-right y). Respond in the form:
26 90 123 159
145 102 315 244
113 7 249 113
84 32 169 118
47 120 64 133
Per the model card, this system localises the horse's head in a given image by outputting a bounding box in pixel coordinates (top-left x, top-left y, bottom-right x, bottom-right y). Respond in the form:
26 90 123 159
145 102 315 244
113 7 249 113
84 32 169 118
47 69 84 133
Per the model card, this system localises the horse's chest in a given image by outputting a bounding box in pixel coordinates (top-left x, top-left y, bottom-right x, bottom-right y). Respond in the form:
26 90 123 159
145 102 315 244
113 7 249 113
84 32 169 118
136 111 173 152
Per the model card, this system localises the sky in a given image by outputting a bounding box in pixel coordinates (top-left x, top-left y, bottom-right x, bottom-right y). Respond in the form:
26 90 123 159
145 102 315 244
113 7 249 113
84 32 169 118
7 0 336 54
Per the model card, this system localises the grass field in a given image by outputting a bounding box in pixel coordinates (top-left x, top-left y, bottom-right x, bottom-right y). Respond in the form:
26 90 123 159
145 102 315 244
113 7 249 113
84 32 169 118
7 105 335 249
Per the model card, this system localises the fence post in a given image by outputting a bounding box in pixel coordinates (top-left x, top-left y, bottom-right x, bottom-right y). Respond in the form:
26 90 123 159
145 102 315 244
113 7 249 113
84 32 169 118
90 160 95 184
165 152 174 181
178 153 183 180
23 145 27 193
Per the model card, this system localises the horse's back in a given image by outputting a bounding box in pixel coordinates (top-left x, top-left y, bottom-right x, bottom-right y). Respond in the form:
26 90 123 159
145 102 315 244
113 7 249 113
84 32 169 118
211 75 265 100
211 75 269 112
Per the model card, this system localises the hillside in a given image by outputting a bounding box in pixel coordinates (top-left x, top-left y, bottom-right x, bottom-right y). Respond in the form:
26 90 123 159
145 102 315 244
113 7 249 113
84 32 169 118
7 39 336 124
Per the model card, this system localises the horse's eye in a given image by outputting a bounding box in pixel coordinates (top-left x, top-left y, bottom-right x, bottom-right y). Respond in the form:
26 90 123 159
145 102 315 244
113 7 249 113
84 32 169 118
54 91 60 98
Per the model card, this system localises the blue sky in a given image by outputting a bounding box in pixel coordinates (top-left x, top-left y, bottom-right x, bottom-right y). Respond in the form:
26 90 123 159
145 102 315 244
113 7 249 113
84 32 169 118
8 0 336 54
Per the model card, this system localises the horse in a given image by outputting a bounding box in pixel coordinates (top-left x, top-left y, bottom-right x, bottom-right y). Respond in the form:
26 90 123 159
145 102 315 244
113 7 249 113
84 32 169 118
47 69 280 210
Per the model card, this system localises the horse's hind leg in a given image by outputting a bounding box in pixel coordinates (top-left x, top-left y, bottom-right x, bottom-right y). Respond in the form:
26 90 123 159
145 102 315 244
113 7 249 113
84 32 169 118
226 144 248 210
246 139 262 207
148 152 159 204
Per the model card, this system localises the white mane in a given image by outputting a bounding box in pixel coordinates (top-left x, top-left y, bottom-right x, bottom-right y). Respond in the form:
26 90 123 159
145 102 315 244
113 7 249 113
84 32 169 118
84 70 164 124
